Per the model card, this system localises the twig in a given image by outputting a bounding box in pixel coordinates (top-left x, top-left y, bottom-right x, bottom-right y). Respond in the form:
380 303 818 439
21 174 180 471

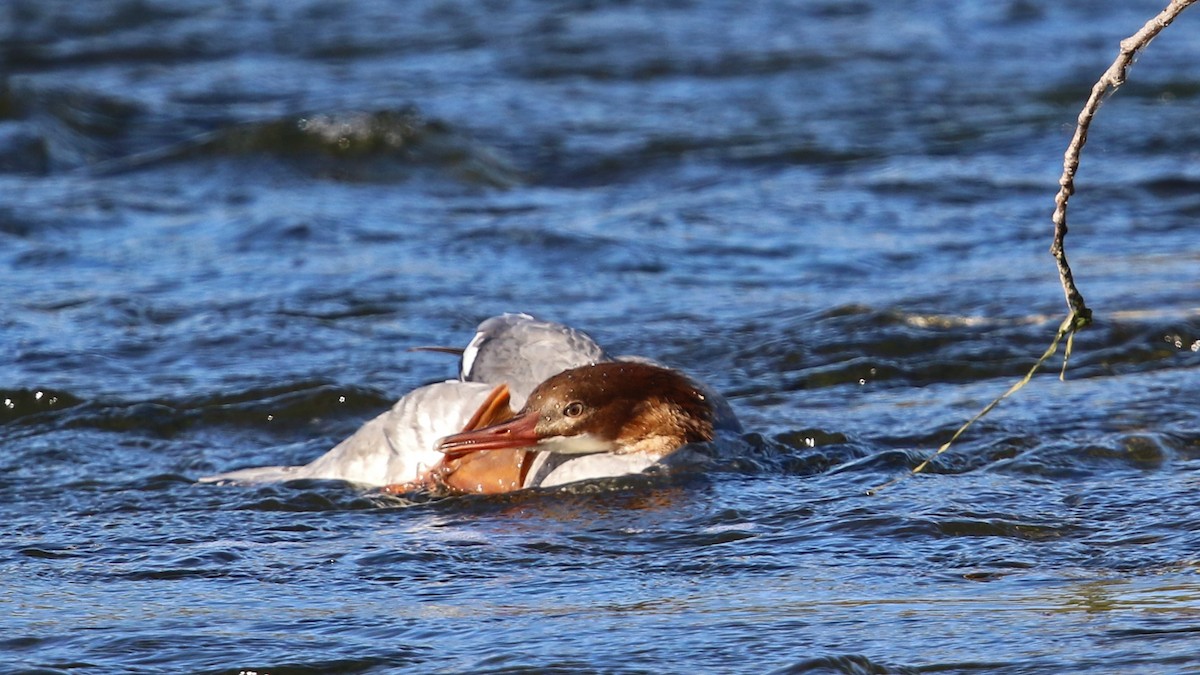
1051 0 1197 329
869 0 1196 494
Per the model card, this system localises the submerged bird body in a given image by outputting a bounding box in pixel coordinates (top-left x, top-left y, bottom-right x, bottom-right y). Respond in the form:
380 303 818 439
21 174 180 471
201 313 739 493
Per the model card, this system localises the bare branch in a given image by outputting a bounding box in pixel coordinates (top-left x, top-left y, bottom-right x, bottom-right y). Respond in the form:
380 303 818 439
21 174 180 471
870 0 1197 494
1051 0 1197 329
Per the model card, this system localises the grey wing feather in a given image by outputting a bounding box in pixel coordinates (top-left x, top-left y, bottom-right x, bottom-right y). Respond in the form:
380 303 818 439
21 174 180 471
461 313 609 407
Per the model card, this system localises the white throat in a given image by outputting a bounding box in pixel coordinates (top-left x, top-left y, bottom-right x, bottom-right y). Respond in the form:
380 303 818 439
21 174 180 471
536 432 617 455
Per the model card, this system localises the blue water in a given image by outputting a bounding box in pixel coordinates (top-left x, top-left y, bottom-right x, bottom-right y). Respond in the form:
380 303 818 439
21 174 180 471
3 1 1200 673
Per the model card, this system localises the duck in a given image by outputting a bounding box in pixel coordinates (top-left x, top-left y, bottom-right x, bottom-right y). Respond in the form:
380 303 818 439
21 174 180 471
199 313 739 493
434 360 738 491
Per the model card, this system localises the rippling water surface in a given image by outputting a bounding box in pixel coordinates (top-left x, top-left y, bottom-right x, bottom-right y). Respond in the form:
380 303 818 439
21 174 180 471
3 1 1200 673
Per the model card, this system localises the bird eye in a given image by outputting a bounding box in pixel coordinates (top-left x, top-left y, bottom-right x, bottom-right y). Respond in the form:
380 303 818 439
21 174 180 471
563 401 584 418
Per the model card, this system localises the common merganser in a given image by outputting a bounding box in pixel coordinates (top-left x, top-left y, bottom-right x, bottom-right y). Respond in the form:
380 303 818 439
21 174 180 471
430 360 735 492
440 361 718 460
200 313 739 493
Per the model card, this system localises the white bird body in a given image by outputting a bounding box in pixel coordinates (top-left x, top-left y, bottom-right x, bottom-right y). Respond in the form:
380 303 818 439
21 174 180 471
201 313 739 491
